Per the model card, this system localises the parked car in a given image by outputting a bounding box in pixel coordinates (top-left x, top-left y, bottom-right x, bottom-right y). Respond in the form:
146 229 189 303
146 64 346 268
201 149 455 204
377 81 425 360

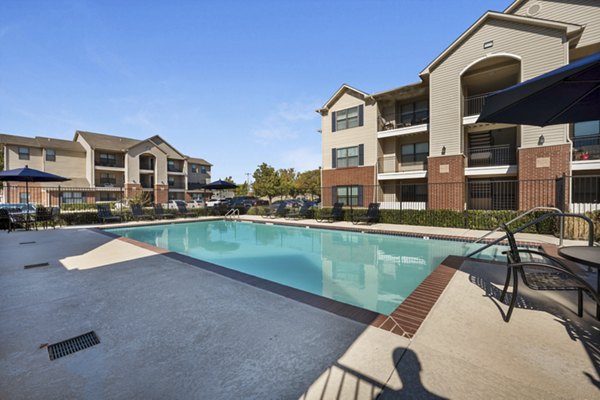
206 198 230 208
167 200 187 210
187 199 204 208
230 196 258 209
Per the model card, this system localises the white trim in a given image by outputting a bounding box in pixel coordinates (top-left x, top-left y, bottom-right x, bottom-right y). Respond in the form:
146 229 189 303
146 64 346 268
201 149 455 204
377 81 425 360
465 165 517 176
572 160 600 171
377 123 429 139
463 115 480 125
378 170 427 180
459 53 522 77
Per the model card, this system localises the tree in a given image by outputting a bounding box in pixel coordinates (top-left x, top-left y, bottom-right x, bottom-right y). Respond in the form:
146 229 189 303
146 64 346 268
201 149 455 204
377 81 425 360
296 169 321 199
252 163 280 203
277 168 298 198
223 176 235 184
235 182 249 196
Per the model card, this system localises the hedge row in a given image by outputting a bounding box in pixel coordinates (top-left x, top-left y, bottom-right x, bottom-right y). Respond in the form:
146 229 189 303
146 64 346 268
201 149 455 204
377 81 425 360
55 206 599 241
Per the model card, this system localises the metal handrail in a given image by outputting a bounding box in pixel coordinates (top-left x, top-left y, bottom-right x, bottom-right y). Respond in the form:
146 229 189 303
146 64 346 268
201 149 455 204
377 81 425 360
224 208 240 220
466 212 595 258
473 206 563 245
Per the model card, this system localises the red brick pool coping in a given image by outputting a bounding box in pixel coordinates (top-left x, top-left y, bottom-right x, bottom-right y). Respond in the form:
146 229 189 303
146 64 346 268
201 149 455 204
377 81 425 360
93 220 519 339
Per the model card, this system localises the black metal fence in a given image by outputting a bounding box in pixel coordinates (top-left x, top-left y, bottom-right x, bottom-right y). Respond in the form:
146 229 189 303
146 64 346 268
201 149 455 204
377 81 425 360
322 176 599 212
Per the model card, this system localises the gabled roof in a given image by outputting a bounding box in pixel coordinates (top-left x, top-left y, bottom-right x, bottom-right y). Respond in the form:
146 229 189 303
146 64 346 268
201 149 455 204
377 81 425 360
75 130 140 152
186 157 212 166
147 135 186 160
127 137 168 156
0 133 85 152
317 84 369 113
420 11 584 76
504 0 527 14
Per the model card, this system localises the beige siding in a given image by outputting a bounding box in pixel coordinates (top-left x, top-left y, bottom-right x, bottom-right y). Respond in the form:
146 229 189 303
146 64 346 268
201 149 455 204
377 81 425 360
429 18 568 155
511 0 600 50
321 91 378 170
75 135 95 186
43 149 87 180
126 143 168 184
6 145 43 170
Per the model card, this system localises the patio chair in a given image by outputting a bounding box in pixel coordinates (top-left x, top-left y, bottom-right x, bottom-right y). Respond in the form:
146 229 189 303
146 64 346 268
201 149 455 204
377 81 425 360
262 202 287 219
153 204 175 219
130 204 153 221
50 207 61 228
175 202 195 218
97 204 122 224
0 209 14 232
352 203 380 225
286 203 313 220
315 202 344 223
500 224 600 322
34 206 52 230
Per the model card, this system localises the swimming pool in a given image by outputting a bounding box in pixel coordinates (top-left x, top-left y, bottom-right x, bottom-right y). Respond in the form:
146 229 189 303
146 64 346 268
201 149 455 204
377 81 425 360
106 221 505 315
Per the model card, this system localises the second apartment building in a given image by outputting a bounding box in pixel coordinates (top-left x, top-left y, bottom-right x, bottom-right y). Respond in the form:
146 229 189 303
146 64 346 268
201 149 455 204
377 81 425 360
0 130 212 205
318 0 600 212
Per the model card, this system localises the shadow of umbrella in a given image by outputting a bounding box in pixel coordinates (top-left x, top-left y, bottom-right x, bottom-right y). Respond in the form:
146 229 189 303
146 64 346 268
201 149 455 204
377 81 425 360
0 165 69 229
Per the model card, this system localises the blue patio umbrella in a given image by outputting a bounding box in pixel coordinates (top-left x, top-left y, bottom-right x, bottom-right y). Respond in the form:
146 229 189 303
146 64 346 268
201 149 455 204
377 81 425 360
0 165 69 218
202 179 237 190
477 51 600 126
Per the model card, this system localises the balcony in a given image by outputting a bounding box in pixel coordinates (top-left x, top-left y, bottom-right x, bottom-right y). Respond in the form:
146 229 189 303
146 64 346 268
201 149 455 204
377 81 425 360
467 144 516 167
95 160 124 168
463 92 493 117
98 178 118 187
572 134 600 161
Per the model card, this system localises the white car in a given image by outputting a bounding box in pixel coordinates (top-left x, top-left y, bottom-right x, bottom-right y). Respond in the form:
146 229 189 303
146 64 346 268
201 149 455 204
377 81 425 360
166 200 186 210
187 200 204 208
206 198 226 208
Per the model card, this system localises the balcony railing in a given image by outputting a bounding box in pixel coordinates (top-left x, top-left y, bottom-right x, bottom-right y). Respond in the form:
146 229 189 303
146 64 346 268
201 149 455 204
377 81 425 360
464 92 494 117
98 178 118 187
95 160 124 168
167 165 183 173
572 134 600 161
378 113 429 132
378 155 427 174
467 144 515 167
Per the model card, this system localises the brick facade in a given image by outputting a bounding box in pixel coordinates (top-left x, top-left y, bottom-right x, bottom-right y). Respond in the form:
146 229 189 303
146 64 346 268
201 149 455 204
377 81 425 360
427 155 465 211
154 184 169 205
124 183 142 200
517 144 570 210
322 166 375 207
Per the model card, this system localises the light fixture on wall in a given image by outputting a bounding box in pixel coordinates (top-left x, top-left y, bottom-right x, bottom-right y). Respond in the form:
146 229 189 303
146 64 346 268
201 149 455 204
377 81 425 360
441 146 446 155
538 134 545 146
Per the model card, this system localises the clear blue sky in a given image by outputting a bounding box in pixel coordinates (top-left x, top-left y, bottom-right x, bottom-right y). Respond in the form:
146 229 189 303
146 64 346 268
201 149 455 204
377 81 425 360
1 0 510 183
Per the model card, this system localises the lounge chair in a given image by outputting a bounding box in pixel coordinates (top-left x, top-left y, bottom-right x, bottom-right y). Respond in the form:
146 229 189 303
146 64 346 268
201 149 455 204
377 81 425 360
153 204 174 219
500 224 600 322
97 204 122 224
352 203 380 225
262 202 287 219
34 206 52 230
315 202 344 223
285 203 313 220
175 202 195 218
130 204 153 221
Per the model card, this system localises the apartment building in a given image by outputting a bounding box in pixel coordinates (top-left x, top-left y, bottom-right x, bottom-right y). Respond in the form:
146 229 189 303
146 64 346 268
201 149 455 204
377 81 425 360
0 130 212 205
318 0 600 212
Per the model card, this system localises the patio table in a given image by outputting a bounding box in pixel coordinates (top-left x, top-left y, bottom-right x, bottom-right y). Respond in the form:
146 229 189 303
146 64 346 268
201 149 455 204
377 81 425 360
558 246 600 319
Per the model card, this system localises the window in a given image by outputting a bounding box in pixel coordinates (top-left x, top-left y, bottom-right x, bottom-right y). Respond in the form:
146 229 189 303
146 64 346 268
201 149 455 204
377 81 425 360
201 165 207 174
335 185 362 206
99 153 116 166
168 177 175 187
18 147 29 160
61 192 85 204
574 120 600 137
46 149 56 162
20 192 29 203
99 192 117 201
191 164 198 173
400 184 428 203
401 142 429 164
168 160 175 171
397 100 428 126
332 105 363 132
336 146 360 168
99 173 116 186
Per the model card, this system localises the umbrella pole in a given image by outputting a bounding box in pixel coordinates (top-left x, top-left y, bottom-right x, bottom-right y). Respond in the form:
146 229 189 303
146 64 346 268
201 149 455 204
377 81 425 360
26 180 30 230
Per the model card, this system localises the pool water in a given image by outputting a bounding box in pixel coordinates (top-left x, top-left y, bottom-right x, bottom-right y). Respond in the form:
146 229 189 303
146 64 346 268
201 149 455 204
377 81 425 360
106 221 506 315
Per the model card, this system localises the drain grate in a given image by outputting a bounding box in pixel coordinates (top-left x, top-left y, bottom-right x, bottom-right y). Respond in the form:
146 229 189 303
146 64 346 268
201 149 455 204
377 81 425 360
19 241 36 245
48 331 100 360
24 262 49 269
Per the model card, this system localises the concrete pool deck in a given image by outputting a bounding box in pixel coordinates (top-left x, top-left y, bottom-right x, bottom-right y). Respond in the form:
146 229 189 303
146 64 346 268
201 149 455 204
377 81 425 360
1 223 599 399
